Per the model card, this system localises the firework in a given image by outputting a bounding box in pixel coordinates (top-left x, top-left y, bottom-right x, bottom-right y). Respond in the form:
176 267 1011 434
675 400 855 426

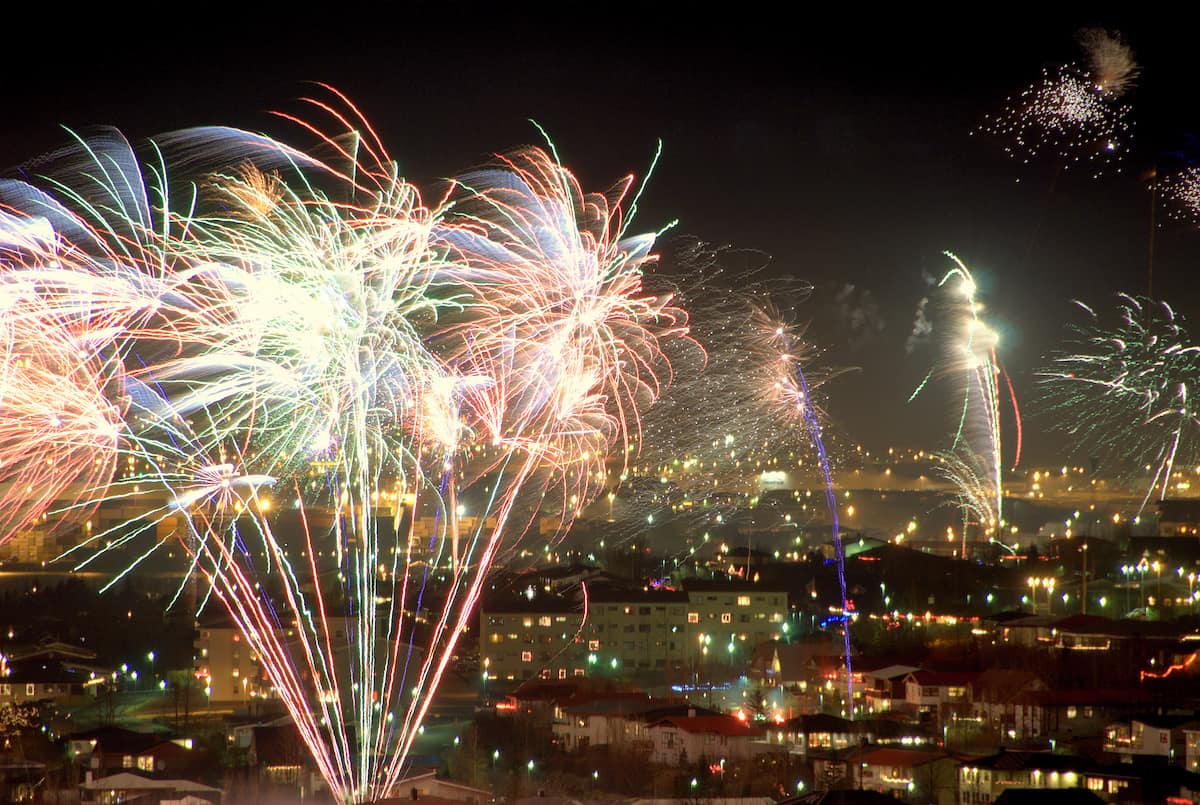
588 250 846 558
910 252 1018 541
1040 294 1200 513
1078 28 1139 96
977 29 1136 177
1 90 684 803
0 286 125 544
1161 167 1200 226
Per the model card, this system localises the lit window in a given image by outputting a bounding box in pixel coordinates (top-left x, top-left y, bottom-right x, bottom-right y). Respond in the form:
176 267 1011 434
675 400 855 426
558 669 567 680
737 596 751 606
538 616 551 627
721 613 732 624
138 756 154 772
687 612 699 624
521 651 532 663
588 640 600 651
522 618 533 628
573 668 585 677
490 633 503 644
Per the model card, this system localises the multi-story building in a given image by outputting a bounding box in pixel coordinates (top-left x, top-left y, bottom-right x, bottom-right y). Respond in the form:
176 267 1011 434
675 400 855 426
478 578 789 682
479 595 586 682
194 611 269 703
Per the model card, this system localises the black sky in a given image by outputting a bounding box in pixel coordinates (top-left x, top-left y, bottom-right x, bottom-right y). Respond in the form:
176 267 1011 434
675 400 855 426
4 13 1200 464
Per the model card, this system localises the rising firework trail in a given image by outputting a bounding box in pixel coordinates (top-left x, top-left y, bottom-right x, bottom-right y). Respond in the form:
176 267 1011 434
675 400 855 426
910 252 1018 546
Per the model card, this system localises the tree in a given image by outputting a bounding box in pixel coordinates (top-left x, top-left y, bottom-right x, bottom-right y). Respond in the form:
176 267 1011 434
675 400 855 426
0 702 37 752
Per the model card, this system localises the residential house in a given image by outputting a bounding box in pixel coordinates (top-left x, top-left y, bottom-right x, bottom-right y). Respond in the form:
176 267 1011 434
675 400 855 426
0 754 43 803
389 771 490 804
1017 688 1154 743
958 751 1135 804
551 693 654 751
763 714 857 759
79 771 221 804
855 747 957 805
970 670 1047 741
68 727 209 782
859 664 919 715
645 715 764 766
1102 714 1195 763
903 670 976 726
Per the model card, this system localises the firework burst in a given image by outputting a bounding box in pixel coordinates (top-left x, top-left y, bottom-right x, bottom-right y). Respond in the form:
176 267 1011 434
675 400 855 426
977 28 1136 177
0 90 685 803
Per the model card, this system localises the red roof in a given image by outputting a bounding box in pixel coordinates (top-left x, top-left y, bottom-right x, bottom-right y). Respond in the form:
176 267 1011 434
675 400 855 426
650 716 764 737
859 748 945 768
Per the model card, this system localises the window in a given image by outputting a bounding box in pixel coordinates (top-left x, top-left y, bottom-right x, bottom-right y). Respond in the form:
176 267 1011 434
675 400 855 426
123 755 134 769
521 651 532 663
737 595 751 606
573 668 585 677
555 615 567 623
639 606 651 616
538 616 551 627
490 633 503 644
0 684 9 696
1067 706 1077 719
638 624 651 633
588 640 600 651
522 618 533 628
25 684 35 696
687 612 699 624
721 613 732 624
138 756 155 772
558 668 567 680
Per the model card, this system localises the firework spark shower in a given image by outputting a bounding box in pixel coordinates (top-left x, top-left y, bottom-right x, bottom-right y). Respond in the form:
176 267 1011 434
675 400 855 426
0 90 690 802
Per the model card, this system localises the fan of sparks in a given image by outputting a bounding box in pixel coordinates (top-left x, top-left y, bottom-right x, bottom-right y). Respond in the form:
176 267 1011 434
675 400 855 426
0 90 686 803
1040 295 1200 514
603 248 843 543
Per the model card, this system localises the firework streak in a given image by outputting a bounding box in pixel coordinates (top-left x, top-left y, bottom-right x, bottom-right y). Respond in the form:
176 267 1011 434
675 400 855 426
0 90 686 802
910 253 1018 543
1041 295 1200 514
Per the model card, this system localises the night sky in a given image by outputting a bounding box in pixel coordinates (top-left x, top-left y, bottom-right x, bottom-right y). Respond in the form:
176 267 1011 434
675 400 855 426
4 13 1200 464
